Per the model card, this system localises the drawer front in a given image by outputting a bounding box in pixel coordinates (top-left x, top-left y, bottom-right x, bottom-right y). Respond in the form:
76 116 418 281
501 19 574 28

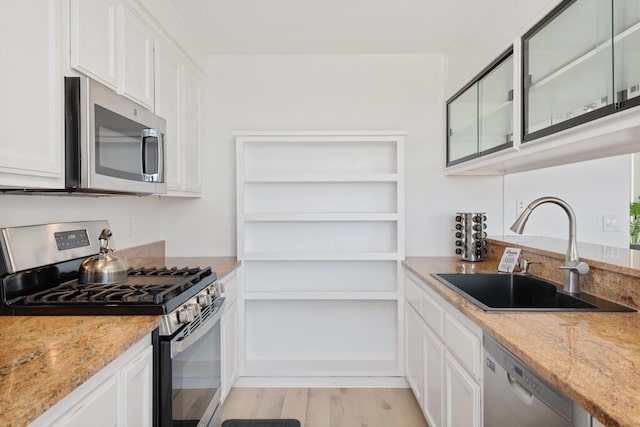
421 289 444 338
405 274 423 314
444 311 481 379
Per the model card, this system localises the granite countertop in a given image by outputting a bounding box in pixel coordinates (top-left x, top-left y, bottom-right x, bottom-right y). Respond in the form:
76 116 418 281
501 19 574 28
0 316 160 426
403 256 640 427
0 256 240 427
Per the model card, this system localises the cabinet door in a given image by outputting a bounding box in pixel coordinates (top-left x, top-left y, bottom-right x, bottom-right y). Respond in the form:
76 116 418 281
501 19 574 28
0 0 63 189
614 1 640 106
405 303 423 403
423 325 445 427
182 65 203 193
155 40 183 191
121 345 153 427
69 0 118 88
447 84 478 165
120 3 155 110
445 352 481 427
479 54 513 153
221 300 238 401
523 0 613 140
52 377 118 427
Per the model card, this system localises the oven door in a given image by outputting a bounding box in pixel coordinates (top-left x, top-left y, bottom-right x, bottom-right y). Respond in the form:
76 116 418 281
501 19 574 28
160 298 225 427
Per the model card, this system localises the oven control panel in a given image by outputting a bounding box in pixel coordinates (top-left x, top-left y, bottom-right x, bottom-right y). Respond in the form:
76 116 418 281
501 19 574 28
54 229 91 251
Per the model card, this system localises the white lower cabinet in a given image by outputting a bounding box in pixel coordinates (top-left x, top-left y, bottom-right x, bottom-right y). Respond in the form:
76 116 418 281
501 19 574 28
121 345 153 427
220 270 238 401
52 376 118 427
423 324 445 427
445 352 481 427
31 336 153 427
404 272 482 427
405 303 423 402
221 299 238 401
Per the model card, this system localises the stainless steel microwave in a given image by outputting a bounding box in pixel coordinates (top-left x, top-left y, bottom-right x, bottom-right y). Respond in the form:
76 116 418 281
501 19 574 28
64 76 166 195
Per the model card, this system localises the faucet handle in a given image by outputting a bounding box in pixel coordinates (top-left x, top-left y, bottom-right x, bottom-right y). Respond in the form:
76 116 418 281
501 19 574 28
559 261 589 275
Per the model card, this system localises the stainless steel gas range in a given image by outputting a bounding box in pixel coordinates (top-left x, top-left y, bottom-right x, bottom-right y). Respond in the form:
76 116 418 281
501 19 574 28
0 220 224 427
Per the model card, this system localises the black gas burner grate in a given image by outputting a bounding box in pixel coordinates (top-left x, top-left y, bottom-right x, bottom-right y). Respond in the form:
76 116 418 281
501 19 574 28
128 266 205 276
17 266 214 306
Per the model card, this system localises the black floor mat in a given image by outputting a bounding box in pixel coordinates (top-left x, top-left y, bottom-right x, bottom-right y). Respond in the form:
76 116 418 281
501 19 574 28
222 420 301 427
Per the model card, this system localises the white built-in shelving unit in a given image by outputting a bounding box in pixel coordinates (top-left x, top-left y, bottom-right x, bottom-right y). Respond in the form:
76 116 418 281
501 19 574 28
235 131 405 384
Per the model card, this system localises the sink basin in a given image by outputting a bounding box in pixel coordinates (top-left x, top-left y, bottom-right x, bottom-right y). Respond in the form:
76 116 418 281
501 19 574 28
431 273 634 312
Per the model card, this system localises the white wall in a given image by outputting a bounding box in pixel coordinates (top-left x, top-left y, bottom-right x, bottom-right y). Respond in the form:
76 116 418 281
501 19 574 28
445 0 560 98
0 194 167 250
503 155 632 247
163 54 503 256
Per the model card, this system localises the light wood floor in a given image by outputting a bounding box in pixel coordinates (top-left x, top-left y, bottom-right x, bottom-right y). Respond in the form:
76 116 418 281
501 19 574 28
222 388 428 427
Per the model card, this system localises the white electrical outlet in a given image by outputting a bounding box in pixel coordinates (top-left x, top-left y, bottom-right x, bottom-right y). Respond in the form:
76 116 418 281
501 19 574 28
602 215 620 232
516 199 525 217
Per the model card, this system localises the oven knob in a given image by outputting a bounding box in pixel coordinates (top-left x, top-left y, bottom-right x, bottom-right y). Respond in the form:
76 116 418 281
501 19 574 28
208 285 219 299
197 294 212 307
176 306 195 324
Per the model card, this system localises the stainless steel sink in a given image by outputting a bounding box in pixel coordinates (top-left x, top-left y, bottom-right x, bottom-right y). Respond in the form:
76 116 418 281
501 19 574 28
431 273 634 312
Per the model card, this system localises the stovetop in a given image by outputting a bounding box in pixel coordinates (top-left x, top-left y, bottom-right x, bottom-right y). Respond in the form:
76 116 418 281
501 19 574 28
0 266 217 316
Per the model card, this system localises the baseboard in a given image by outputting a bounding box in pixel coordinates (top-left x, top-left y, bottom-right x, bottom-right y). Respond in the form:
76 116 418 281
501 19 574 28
233 376 409 388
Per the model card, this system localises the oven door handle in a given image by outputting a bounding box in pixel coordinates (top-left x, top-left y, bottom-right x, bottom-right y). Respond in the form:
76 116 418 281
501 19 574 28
171 297 225 358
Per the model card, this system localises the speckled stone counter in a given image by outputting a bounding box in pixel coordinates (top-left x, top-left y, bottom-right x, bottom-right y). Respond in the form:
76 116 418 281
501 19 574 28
403 256 640 427
0 254 240 427
0 316 160 426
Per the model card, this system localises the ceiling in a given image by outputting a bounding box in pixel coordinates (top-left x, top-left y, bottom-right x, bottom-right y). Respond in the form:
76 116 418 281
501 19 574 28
169 0 492 55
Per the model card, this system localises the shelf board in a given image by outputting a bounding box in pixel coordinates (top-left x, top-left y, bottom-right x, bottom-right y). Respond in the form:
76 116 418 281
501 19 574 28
243 359 400 377
451 99 512 136
531 21 640 91
243 291 399 301
243 173 399 183
241 252 402 261
243 213 399 222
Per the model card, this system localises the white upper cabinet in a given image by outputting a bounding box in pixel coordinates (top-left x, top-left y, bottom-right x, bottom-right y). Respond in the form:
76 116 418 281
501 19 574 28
155 40 182 190
0 0 64 189
69 0 119 89
119 3 155 109
69 0 205 195
155 38 203 196
181 65 203 193
70 0 155 110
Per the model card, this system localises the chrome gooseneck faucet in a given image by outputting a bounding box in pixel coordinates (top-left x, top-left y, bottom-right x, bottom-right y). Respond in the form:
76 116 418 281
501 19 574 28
510 196 589 294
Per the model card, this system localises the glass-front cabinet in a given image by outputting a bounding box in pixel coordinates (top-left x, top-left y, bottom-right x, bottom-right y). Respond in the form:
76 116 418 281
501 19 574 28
523 0 640 142
480 54 514 152
614 1 640 107
447 84 478 164
447 50 513 166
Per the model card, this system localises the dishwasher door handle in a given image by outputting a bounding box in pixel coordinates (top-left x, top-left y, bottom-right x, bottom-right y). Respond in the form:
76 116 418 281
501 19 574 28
507 373 535 405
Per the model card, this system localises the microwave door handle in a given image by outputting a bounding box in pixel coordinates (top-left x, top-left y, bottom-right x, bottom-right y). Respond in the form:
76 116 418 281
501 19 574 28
141 128 159 182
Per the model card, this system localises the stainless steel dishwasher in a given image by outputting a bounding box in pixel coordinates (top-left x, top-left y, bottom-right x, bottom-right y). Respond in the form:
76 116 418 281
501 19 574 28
483 334 591 427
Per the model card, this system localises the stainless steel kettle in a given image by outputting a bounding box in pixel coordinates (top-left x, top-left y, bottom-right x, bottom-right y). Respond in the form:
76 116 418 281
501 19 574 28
79 228 129 284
